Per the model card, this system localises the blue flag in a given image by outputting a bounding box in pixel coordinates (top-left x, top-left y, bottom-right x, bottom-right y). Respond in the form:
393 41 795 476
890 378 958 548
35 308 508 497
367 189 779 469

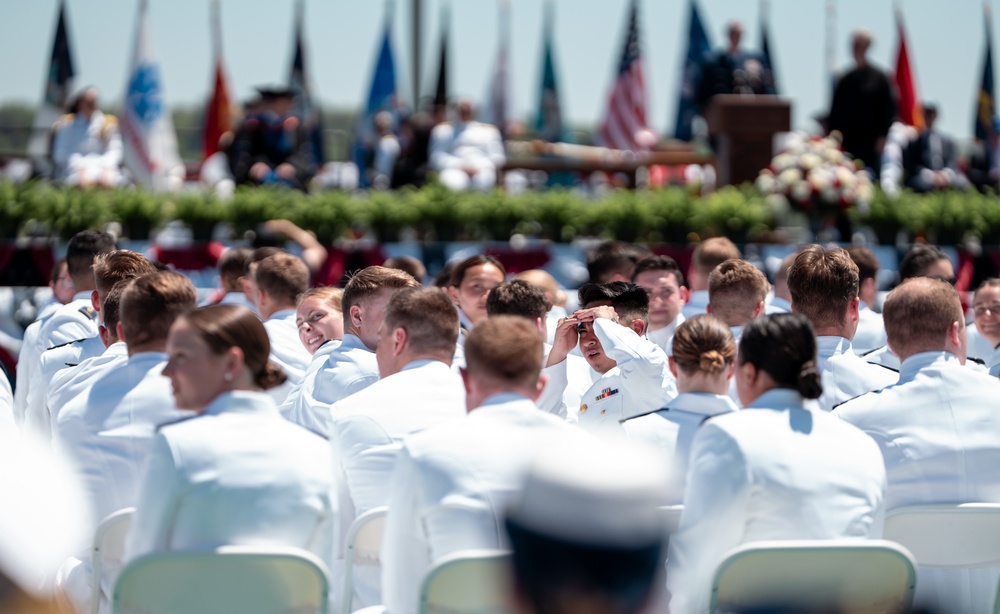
535 2 565 143
975 7 997 171
29 0 77 159
672 0 712 141
353 19 399 187
289 1 324 165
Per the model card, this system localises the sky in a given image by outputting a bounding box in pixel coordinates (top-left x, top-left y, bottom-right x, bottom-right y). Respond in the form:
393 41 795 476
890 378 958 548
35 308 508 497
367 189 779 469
0 0 997 142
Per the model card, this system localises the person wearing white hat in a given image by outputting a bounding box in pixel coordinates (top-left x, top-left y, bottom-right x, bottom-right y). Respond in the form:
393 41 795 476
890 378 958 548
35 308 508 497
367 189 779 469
505 438 670 614
380 316 590 614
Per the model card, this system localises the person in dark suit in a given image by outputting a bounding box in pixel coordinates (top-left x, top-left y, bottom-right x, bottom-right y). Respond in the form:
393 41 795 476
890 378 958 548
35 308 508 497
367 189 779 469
696 22 775 114
904 103 968 192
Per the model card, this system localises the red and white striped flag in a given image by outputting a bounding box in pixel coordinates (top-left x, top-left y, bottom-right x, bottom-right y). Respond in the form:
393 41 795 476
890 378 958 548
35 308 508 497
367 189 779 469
598 0 651 152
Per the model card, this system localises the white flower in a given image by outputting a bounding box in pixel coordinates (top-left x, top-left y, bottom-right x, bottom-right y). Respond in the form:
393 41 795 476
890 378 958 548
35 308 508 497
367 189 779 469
791 180 813 202
835 167 856 189
800 153 823 171
756 172 777 194
820 187 840 204
778 168 802 187
772 153 795 172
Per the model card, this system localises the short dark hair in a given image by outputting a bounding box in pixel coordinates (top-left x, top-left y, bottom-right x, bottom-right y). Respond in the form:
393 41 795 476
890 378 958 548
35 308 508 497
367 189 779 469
449 255 506 288
383 256 427 284
846 246 880 284
218 246 253 293
486 280 551 321
120 271 198 347
66 230 115 284
787 246 859 330
899 244 950 281
739 313 822 400
253 253 310 306
383 287 459 356
102 279 131 341
586 241 650 284
578 282 649 327
631 255 685 288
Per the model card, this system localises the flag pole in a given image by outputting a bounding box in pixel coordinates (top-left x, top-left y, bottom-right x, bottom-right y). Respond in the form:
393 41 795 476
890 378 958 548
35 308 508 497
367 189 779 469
825 0 836 99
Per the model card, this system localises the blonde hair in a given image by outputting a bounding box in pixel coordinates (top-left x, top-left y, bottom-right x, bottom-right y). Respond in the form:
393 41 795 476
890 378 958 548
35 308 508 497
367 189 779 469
299 286 343 312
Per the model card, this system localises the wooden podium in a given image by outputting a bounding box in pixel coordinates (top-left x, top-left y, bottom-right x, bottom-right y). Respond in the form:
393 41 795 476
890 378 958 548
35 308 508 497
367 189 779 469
705 95 791 186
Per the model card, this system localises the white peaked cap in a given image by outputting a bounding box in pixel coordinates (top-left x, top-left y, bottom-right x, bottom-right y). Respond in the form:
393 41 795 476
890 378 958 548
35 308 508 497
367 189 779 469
507 436 670 548
0 432 90 597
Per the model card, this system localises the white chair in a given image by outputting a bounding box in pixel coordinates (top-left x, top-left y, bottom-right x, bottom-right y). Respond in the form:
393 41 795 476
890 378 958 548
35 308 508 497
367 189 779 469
885 503 1000 612
709 539 917 613
91 507 135 614
341 506 388 614
111 545 330 614
659 504 684 536
418 549 513 614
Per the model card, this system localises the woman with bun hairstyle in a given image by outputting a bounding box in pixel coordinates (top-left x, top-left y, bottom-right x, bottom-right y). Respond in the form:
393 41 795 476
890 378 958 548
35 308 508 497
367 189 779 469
621 314 738 504
125 304 337 574
666 313 888 614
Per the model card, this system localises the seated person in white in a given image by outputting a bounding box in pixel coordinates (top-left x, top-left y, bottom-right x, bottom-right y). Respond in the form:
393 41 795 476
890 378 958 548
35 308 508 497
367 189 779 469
212 246 257 312
621 314 738 504
505 438 670 614
546 282 676 432
286 266 419 435
846 246 888 354
787 246 898 410
429 98 505 192
51 88 123 187
277 287 343 420
682 237 741 319
249 253 313 395
764 251 795 314
631 255 689 354
667 313 887 614
446 254 506 344
55 272 198 613
381 316 591 614
836 278 1000 613
486 280 593 421
514 269 571 346
966 278 1000 364
330 288 466 609
125 305 337 593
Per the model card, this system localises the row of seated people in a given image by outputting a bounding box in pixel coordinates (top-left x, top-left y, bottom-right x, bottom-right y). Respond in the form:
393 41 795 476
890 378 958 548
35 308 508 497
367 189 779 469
4 230 1000 613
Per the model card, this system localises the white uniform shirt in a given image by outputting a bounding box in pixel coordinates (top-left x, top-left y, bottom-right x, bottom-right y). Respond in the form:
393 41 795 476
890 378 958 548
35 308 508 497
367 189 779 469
263 308 312 386
537 343 597 422
622 392 738 505
278 339 340 419
381 393 588 614
24 334 105 441
836 351 1000 612
681 290 710 320
429 121 505 173
13 301 62 425
329 359 466 609
647 311 686 356
217 291 258 315
287 333 378 436
125 390 337 576
667 388 886 614
853 302 888 355
816 336 898 411
35 292 98 352
966 322 998 364
0 374 13 438
765 295 792 314
51 111 123 184
49 342 129 441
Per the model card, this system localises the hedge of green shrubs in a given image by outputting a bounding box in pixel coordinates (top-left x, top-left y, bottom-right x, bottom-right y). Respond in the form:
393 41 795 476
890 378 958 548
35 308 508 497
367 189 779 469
1 180 998 245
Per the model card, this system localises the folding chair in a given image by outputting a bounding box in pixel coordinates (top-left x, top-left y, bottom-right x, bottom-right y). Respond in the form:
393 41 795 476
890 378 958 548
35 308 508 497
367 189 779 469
91 507 135 614
418 549 513 614
111 545 330 614
341 506 388 614
709 539 916 613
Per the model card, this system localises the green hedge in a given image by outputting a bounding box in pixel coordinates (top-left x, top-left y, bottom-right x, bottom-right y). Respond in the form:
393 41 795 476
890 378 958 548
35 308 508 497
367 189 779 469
1 180 999 245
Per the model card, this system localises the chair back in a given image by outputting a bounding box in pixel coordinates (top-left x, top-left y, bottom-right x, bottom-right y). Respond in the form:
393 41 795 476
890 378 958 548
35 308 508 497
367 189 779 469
660 505 684 535
418 550 513 614
710 539 916 613
111 546 329 614
884 503 1000 568
91 508 135 614
340 506 388 614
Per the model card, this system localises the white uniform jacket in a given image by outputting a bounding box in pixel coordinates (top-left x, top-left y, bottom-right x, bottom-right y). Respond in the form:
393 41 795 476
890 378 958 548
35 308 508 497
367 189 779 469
966 322 998 364
646 312 686 356
278 339 340 419
537 343 597 422
852 302 888 355
816 336 898 411
13 301 62 425
667 388 887 614
381 393 588 614
835 351 1000 612
35 292 98 352
49 342 129 441
288 333 378 437
263 308 312 386
621 392 738 505
429 121 505 172
125 390 337 575
24 334 105 441
681 290 710 320
51 111 123 184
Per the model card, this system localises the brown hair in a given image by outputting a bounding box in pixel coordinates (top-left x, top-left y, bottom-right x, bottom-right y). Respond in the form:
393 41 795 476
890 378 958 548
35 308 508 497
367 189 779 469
515 269 567 307
464 315 544 391
253 252 310 306
975 277 1000 294
65 230 115 284
101 278 132 342
120 271 198 348
739 313 823 400
183 304 287 390
383 287 459 356
899 244 951 281
671 314 736 376
707 259 769 326
383 256 427 284
50 257 67 285
342 266 420 324
486 280 552 321
448 255 506 288
692 237 741 279
298 286 343 312
632 255 686 288
846 246 880 284
883 277 963 358
787 246 859 330
92 250 156 296
218 246 253 293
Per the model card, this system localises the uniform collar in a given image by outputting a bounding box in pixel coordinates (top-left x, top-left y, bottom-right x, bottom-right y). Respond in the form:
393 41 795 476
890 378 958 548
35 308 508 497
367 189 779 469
479 392 533 409
267 308 296 322
72 291 92 302
769 296 792 313
203 390 278 417
313 338 341 358
339 333 372 353
401 358 449 372
859 300 872 313
127 350 167 365
816 336 852 358
899 351 959 382
746 388 809 412
666 392 739 417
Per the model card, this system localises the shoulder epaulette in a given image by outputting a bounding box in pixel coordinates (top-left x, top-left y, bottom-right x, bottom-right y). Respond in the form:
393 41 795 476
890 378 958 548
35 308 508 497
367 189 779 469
832 391 876 411
968 356 987 367
860 346 883 357
46 337 88 351
865 360 899 373
78 305 97 320
60 113 76 123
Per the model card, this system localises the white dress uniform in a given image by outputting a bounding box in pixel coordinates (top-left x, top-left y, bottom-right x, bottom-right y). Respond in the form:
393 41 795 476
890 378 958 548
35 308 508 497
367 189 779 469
328 359 466 609
381 393 589 614
278 339 340 419
861 344 900 371
966 322 998 363
667 388 887 614
125 390 337 583
765 295 792 314
13 301 62 425
23 334 105 441
621 392 739 505
287 333 378 436
429 120 505 191
35 291 99 352
51 110 123 186
835 351 1000 612
681 290 710 320
553 319 677 432
816 336 898 411
263 308 312 386
48 342 129 440
217 291 258 315
646 311 686 356
852 301 888 355
0 373 13 438
537 343 598 422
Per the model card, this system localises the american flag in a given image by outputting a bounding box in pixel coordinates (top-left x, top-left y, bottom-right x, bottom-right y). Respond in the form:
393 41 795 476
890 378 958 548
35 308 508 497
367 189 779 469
599 0 650 152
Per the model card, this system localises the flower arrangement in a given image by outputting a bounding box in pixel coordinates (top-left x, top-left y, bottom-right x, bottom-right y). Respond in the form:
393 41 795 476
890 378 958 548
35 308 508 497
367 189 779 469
755 132 874 211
